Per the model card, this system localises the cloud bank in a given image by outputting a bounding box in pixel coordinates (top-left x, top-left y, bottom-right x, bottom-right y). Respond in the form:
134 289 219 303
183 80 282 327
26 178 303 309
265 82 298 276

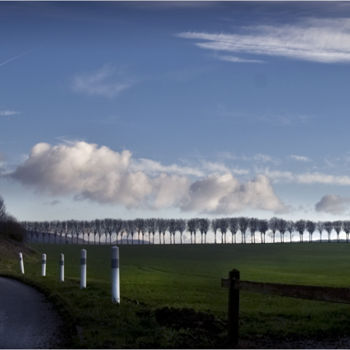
178 18 350 63
9 141 285 214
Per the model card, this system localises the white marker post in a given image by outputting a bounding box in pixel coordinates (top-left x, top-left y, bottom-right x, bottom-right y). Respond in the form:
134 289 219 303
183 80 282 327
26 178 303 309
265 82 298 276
80 249 87 289
111 246 120 303
19 252 24 274
59 253 64 282
41 253 47 277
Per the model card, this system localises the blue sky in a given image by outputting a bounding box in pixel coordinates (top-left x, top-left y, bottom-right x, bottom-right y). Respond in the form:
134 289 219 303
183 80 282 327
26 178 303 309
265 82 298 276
2 1 350 221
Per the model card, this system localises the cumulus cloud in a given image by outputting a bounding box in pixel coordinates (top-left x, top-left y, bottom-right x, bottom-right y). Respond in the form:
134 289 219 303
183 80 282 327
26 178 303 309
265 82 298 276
72 65 134 98
9 141 285 214
181 173 286 214
315 194 350 215
177 18 350 64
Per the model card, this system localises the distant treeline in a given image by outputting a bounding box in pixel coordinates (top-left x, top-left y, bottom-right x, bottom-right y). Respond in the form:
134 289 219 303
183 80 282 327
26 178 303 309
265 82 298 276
22 217 350 245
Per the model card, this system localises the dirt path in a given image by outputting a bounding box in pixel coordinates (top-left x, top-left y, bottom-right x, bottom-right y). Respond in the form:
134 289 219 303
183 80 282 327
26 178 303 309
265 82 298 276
0 277 65 348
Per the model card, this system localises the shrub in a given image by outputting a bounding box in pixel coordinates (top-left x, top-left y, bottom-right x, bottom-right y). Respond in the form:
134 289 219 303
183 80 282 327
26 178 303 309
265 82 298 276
0 218 25 242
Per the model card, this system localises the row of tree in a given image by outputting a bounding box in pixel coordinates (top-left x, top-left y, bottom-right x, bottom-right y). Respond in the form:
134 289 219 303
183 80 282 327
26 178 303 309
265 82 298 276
22 217 350 245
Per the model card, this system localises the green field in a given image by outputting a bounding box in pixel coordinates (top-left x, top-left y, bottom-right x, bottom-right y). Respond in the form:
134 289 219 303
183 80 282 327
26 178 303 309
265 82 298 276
3 243 350 348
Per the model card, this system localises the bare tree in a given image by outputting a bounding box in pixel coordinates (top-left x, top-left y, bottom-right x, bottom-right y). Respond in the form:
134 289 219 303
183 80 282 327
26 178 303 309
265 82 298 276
334 221 343 243
0 195 6 221
269 217 279 243
257 219 268 243
249 218 258 244
295 220 306 243
157 219 169 245
324 221 333 242
278 219 287 243
198 218 209 244
239 217 249 244
212 219 220 244
286 220 294 243
306 220 316 243
187 219 197 244
112 219 123 244
229 217 239 244
217 218 228 244
317 221 324 242
176 219 186 244
146 218 157 244
343 221 350 243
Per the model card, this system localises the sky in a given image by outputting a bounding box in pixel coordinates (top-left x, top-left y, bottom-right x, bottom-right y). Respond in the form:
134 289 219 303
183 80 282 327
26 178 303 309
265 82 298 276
2 1 350 221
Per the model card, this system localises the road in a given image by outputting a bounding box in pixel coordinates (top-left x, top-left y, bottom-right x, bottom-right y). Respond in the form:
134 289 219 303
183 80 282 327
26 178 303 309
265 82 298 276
0 277 64 348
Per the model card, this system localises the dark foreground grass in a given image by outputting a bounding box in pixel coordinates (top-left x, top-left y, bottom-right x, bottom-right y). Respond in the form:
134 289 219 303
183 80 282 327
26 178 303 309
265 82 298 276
2 243 350 348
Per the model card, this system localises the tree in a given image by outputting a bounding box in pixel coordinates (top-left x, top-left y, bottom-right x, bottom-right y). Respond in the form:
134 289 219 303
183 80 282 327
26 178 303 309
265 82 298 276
217 218 228 244
286 220 294 243
343 221 350 243
295 220 305 243
212 219 220 244
187 218 197 244
146 218 157 244
228 218 239 244
317 221 324 242
176 219 186 244
238 217 249 244
278 219 287 243
113 219 123 244
306 220 316 243
135 218 146 244
168 219 177 244
198 218 209 244
249 218 258 244
257 219 268 243
333 221 343 243
269 217 279 243
157 219 169 245
0 195 6 222
324 221 333 242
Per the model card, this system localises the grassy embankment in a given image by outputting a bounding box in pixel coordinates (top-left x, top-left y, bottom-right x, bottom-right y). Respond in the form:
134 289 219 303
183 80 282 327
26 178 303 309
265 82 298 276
2 242 350 347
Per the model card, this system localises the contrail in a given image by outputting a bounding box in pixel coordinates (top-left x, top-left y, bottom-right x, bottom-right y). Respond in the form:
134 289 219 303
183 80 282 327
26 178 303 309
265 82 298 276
0 51 30 67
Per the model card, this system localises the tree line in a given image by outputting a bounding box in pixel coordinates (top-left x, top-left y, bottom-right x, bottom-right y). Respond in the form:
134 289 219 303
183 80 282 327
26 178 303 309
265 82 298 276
22 217 350 245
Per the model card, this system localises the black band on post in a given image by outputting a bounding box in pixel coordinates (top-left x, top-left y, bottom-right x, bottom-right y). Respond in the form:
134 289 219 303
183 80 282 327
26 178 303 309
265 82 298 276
111 258 119 268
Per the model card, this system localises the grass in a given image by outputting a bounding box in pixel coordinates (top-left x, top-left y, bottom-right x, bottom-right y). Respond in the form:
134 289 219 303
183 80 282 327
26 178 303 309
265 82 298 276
3 242 350 347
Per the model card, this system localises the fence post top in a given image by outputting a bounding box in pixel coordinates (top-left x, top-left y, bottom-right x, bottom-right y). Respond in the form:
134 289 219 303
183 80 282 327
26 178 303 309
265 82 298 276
229 269 240 279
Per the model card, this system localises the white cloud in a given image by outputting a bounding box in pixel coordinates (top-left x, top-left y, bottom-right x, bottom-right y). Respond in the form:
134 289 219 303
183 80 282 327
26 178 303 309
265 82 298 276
0 110 19 117
131 158 204 177
177 18 350 64
9 141 285 215
181 173 286 214
315 194 350 215
290 154 311 162
266 170 350 186
217 55 264 64
72 65 134 98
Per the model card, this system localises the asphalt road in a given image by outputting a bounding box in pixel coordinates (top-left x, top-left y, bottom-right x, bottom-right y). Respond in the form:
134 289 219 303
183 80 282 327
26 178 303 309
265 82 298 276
0 277 64 348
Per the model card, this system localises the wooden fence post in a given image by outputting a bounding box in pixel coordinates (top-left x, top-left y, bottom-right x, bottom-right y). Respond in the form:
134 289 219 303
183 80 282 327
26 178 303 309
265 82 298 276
228 269 240 347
